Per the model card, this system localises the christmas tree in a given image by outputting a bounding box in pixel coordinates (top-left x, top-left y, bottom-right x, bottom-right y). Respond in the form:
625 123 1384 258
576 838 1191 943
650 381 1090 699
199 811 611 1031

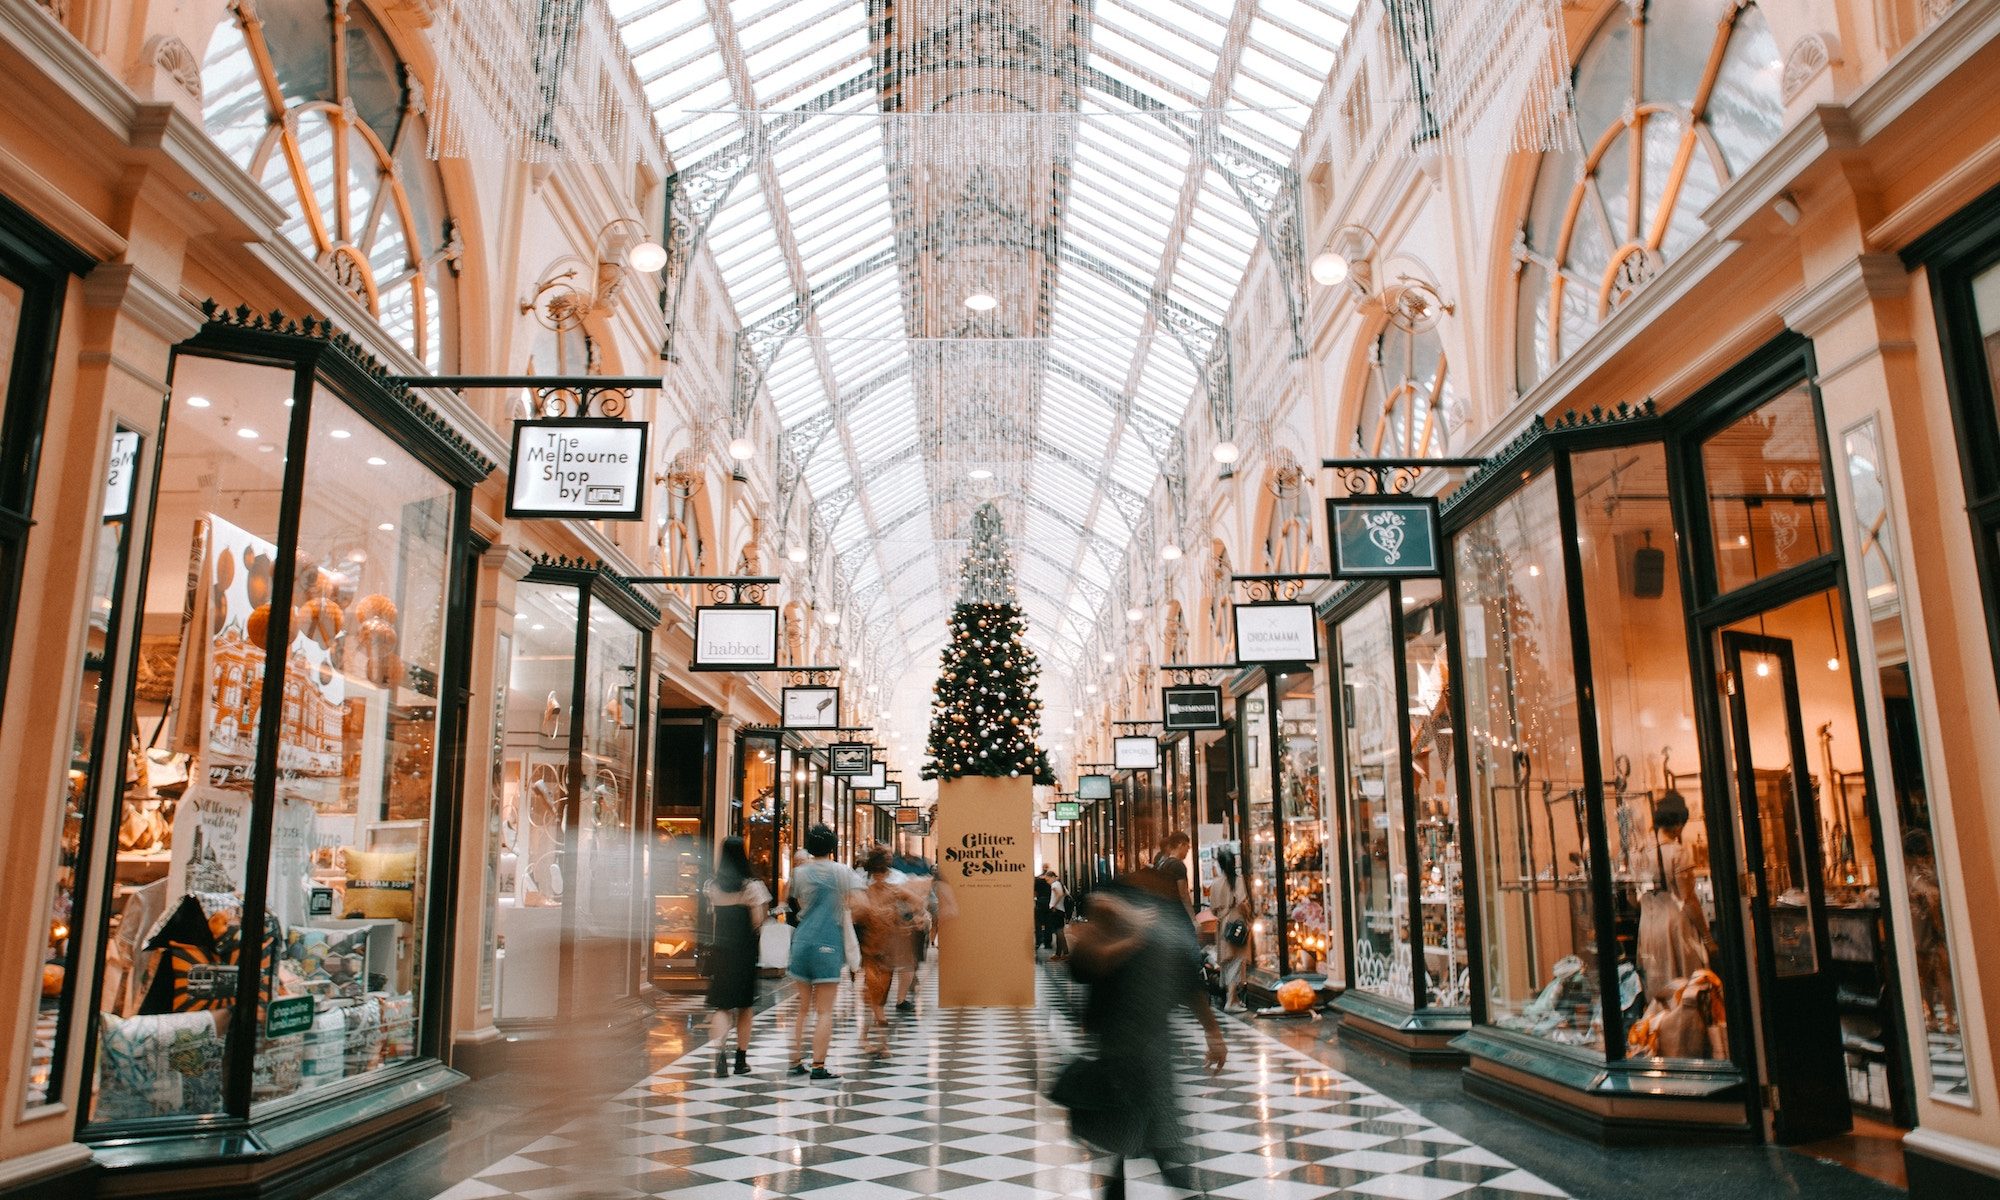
923 504 1055 784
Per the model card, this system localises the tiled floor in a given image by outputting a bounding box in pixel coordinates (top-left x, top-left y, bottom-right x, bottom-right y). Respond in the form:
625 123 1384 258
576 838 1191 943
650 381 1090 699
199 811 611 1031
318 964 1906 1200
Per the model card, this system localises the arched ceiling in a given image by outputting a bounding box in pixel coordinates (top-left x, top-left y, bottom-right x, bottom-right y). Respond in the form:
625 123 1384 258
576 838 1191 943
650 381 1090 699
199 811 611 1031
612 0 1354 723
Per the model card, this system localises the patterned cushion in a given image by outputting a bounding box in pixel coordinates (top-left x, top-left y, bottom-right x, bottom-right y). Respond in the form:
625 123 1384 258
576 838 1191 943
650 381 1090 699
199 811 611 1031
341 997 383 1075
376 992 415 1062
286 927 368 999
95 1011 224 1119
344 850 417 922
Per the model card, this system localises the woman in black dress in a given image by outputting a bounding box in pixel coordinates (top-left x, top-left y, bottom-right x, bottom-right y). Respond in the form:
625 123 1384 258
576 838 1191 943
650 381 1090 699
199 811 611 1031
705 837 768 1077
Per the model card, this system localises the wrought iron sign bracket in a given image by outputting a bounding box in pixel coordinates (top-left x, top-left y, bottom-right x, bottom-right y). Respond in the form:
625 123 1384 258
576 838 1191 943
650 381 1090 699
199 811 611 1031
1230 572 1331 602
783 664 842 686
629 574 780 605
1113 720 1163 728
1321 456 1485 497
1159 662 1235 685
398 374 664 420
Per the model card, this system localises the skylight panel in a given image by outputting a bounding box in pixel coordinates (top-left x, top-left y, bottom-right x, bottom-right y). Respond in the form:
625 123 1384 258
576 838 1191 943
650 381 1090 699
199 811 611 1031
1088 26 1210 104
1110 438 1157 493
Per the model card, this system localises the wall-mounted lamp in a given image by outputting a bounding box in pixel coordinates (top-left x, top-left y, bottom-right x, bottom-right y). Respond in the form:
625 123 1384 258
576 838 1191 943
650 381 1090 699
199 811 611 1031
1310 224 1379 296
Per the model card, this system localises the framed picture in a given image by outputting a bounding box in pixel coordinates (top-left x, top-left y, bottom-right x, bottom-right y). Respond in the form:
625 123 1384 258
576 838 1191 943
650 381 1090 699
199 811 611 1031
781 686 840 730
1233 602 1320 666
1113 735 1160 771
829 743 873 776
691 605 779 671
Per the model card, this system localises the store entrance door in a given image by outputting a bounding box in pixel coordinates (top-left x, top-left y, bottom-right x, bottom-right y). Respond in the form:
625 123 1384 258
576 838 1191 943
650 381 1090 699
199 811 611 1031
1720 631 1850 1143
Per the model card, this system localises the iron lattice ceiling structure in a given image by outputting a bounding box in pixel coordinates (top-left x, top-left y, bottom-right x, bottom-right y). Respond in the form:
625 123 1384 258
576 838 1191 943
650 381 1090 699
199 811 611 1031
612 0 1355 699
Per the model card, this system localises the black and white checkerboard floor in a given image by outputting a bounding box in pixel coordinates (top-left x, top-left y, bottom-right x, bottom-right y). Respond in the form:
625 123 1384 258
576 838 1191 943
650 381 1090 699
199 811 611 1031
429 969 1565 1200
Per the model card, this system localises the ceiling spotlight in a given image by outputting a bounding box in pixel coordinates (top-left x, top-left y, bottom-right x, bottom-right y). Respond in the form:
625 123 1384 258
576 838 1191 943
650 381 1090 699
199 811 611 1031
1212 440 1240 464
330 429 352 439
1159 543 1182 561
821 611 841 627
186 395 211 408
787 545 808 563
963 291 998 312
366 456 388 466
727 436 756 461
1085 684 1099 695
1309 251 1349 287
969 468 994 481
1126 607 1144 623
627 239 669 273
1100 651 1114 664
378 522 395 532
236 427 260 439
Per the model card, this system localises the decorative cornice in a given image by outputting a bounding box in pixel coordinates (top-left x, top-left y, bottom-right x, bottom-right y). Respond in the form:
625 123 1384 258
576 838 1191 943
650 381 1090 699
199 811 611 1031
1780 253 1908 337
1441 400 1660 522
525 552 664 627
83 262 204 343
198 300 497 478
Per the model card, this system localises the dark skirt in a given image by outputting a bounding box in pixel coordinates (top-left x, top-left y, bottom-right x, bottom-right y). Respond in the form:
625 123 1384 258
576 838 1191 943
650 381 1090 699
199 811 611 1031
705 906 758 1010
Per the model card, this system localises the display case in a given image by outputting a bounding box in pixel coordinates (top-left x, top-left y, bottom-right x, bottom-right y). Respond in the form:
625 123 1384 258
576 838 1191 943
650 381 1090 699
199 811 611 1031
75 312 489 1173
495 561 655 1027
1231 669 1328 988
1329 575 1471 1057
650 709 715 988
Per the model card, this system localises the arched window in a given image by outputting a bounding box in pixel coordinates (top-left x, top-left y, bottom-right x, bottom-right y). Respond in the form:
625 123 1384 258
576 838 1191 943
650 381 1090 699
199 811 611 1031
1358 325 1463 458
1260 452 1313 576
1515 1 1782 391
202 0 461 368
656 449 706 577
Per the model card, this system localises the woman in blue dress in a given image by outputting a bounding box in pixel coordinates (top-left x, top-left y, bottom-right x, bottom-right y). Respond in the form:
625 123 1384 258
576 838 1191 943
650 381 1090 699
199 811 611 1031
786 824 851 1079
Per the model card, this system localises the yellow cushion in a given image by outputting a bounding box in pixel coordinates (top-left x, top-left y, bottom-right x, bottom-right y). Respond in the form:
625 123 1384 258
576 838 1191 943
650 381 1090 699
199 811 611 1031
343 850 418 922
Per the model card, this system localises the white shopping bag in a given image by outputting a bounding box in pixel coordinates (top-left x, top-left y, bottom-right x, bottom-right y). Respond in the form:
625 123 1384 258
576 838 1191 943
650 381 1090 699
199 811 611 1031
758 916 792 969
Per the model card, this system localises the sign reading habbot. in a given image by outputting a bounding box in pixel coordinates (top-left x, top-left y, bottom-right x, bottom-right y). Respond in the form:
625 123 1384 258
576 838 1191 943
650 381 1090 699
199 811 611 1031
508 419 648 520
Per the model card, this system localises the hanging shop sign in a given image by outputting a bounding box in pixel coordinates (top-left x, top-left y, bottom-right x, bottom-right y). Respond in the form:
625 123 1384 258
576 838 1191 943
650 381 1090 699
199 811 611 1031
507 419 648 520
1234 602 1321 665
878 782 903 807
104 429 141 520
896 805 922 827
691 605 779 671
1039 818 1062 834
1161 684 1224 730
829 742 874 776
1077 773 1112 800
780 685 840 730
1055 801 1082 821
852 761 888 790
1113 735 1161 771
1326 496 1443 578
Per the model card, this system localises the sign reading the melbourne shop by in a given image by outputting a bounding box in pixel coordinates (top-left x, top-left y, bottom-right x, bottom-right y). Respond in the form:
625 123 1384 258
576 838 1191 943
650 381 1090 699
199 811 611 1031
1234 602 1320 665
508 419 648 520
691 605 779 671
1162 684 1224 730
1327 496 1442 578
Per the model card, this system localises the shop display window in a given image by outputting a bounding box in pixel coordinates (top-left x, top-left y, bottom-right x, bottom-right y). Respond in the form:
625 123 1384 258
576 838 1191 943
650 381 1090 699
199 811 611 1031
738 734 782 899
1455 472 1600 1052
25 426 145 1108
1571 445 1722 1061
1702 384 1833 593
82 324 485 1131
1844 418 1972 1102
1339 594 1409 1003
1403 579 1468 1008
495 572 649 1025
1239 685 1279 975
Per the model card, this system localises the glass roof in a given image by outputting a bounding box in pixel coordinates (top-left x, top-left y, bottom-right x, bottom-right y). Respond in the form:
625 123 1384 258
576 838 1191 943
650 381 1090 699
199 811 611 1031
612 0 1356 696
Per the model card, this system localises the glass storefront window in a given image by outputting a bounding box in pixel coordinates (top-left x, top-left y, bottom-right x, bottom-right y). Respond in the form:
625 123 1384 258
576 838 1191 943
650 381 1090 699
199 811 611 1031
1846 415 1972 1101
1703 384 1833 592
495 576 647 1024
1571 445 1721 1059
249 388 455 1109
1339 594 1408 1003
88 354 292 1122
1278 671 1327 974
739 735 780 897
1240 685 1278 975
1456 472 1599 1053
25 428 143 1107
1403 579 1469 1009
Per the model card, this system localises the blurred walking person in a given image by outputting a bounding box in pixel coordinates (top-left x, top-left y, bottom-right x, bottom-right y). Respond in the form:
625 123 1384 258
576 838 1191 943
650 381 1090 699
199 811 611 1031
891 854 934 1012
852 845 929 1058
1055 878 1227 1200
1209 844 1251 1012
787 825 852 1079
704 837 767 1077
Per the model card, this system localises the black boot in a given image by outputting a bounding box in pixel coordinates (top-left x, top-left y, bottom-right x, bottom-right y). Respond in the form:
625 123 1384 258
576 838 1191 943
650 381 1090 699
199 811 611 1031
733 1050 751 1075
714 1049 728 1079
